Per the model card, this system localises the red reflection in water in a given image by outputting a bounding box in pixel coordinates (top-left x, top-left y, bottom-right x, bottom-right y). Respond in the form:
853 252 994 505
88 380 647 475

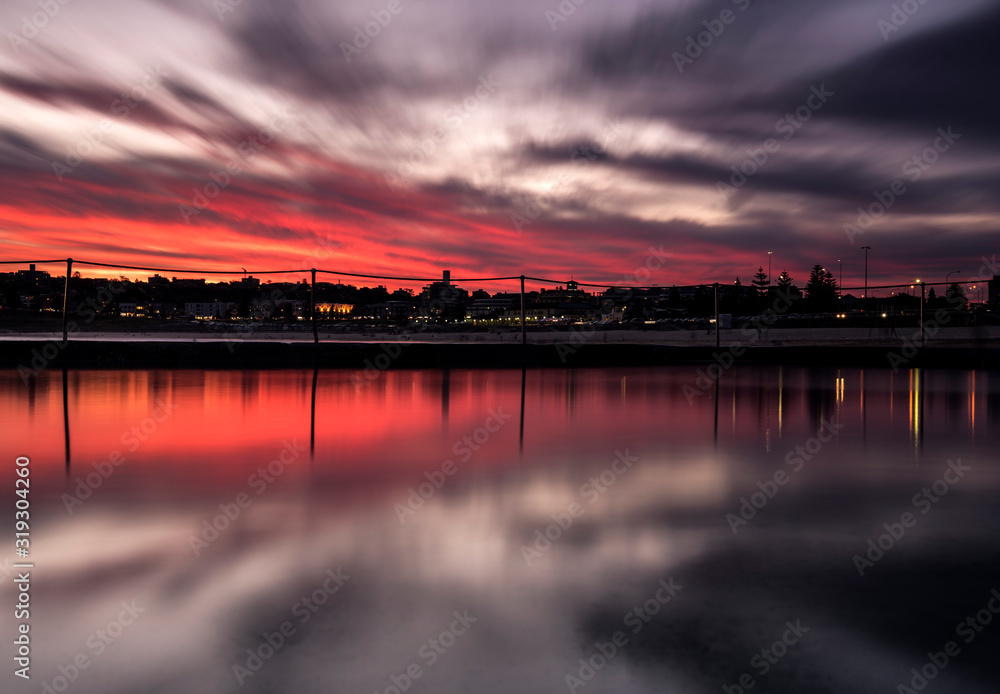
1 367 999 500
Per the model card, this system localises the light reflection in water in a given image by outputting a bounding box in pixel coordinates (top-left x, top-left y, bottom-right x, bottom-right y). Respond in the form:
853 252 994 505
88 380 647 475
1 366 999 694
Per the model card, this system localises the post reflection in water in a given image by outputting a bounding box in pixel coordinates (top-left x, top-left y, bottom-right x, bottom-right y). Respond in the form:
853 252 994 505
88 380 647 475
909 367 924 460
518 367 526 457
969 370 976 440
713 375 720 449
62 367 70 475
861 368 867 443
310 367 318 463
3 365 1000 694
441 366 450 427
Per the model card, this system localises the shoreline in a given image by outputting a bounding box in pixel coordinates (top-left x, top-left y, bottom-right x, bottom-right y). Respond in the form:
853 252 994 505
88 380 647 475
2 338 999 370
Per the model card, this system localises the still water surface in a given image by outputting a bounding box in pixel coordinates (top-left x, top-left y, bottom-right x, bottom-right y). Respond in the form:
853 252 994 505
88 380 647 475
2 366 999 693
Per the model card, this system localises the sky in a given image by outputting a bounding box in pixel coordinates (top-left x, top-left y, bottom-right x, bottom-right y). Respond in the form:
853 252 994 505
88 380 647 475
0 0 998 291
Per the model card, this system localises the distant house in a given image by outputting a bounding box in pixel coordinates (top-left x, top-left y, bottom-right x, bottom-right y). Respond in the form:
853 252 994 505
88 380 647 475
184 302 233 319
467 294 517 318
173 277 207 289
118 303 147 317
316 302 355 317
418 270 468 318
15 264 49 289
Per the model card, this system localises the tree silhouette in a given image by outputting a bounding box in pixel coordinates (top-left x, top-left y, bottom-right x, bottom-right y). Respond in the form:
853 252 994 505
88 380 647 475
667 286 681 307
926 287 939 309
775 270 801 306
751 266 769 300
721 278 744 314
805 265 837 312
945 282 966 309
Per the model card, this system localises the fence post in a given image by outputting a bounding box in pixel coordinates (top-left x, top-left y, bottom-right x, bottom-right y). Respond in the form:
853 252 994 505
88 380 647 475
713 282 720 348
520 275 526 345
310 268 318 345
920 282 925 348
62 258 73 345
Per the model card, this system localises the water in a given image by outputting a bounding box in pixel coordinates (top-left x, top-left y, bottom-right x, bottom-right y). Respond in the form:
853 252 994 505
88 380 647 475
2 366 999 693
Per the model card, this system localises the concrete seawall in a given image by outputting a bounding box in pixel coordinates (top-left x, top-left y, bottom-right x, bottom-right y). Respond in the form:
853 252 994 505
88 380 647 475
2 340 999 370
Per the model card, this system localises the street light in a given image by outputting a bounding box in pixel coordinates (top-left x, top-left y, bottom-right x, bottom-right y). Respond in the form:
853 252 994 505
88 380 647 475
861 246 871 314
837 259 842 300
767 251 772 293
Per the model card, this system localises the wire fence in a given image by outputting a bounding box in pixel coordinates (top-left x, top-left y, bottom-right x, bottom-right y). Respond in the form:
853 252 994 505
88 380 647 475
2 257 990 351
0 257 982 291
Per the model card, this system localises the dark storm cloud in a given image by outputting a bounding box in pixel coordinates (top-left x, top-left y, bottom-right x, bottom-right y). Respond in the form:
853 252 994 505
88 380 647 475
578 0 1000 147
583 0 758 80
755 5 1000 139
519 142 869 198
159 78 259 134
0 72 120 112
0 70 172 133
0 68 267 158
519 139 1000 219
0 127 52 169
1 0 997 285
224 0 393 100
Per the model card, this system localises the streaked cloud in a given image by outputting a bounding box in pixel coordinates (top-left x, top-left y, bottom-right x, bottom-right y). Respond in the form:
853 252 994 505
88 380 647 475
0 0 997 287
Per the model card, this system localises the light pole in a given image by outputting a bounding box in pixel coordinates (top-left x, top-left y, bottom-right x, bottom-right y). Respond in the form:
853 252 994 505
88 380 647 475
946 270 961 300
944 270 961 308
862 246 871 314
837 259 842 300
917 280 925 346
767 251 772 294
